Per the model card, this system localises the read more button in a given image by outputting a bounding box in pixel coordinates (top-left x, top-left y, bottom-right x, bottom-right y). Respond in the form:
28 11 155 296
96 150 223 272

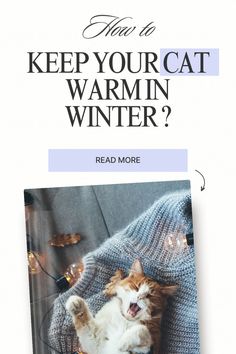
96 156 141 164
48 149 187 172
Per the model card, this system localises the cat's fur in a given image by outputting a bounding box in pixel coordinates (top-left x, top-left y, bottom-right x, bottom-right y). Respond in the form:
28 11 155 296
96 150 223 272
66 260 176 354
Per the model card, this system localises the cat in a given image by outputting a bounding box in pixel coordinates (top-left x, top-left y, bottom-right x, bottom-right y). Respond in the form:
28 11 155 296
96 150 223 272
66 259 177 354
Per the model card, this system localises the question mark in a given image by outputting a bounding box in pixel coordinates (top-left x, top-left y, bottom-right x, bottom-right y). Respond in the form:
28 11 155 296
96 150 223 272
162 105 172 127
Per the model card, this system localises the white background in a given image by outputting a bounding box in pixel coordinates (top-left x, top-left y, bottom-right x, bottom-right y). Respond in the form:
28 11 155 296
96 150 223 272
0 1 236 353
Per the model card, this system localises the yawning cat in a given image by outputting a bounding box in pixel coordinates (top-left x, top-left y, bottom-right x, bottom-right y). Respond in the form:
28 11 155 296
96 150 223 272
66 259 176 354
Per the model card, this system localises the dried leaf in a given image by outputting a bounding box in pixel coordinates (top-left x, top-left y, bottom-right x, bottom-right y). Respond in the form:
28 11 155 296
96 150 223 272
48 233 81 247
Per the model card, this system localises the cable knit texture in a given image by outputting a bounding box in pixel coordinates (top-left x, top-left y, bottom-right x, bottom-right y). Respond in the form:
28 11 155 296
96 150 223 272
48 191 200 354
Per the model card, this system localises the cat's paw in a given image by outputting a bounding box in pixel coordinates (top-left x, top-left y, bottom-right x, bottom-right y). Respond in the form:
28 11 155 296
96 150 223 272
132 346 151 353
66 295 86 317
136 327 152 348
119 325 152 353
118 342 130 352
119 341 151 353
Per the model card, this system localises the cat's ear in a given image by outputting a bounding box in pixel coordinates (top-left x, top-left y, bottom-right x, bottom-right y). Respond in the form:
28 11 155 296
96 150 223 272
160 284 178 296
129 259 144 276
104 269 125 297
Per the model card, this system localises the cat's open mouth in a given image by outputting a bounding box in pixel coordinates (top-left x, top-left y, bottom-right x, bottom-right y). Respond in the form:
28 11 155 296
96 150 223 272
127 302 141 317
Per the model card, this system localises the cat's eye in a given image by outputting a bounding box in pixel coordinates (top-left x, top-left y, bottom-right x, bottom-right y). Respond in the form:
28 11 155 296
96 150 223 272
127 282 139 291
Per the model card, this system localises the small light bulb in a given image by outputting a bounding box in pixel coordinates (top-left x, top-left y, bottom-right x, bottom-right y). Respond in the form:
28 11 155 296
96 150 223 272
163 232 194 261
56 261 84 290
28 251 46 275
164 233 188 252
64 262 84 286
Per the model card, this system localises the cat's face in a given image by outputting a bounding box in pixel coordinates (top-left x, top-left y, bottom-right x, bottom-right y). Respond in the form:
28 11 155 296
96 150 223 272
116 273 155 321
105 260 177 322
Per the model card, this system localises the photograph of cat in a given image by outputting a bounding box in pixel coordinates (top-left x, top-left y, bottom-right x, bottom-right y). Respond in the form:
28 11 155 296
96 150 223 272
66 259 177 354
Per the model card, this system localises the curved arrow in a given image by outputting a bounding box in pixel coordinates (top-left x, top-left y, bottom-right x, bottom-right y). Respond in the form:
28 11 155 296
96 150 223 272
195 169 206 191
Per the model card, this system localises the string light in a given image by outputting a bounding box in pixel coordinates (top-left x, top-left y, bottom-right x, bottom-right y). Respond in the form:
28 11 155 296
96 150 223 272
24 191 46 275
24 191 86 353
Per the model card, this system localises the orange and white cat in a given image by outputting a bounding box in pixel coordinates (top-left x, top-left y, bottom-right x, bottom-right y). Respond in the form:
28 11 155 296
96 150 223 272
66 260 176 354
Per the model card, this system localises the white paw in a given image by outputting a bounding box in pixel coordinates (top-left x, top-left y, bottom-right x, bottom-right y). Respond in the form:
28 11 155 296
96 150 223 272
66 295 85 316
132 346 151 353
136 327 152 348
118 342 130 352
119 326 152 353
